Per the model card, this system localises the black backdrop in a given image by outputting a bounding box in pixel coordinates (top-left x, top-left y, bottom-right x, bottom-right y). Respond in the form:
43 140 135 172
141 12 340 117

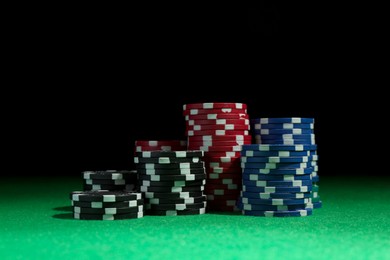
15 3 385 177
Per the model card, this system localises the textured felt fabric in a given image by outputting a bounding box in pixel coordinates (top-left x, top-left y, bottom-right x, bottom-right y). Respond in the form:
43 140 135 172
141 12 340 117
1 176 389 259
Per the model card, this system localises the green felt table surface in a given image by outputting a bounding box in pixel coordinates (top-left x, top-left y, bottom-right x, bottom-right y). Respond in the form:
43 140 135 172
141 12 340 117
1 176 389 260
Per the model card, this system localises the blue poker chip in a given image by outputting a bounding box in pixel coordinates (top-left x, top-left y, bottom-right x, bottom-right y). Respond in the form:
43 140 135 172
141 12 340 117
241 191 311 199
241 162 316 170
253 123 314 130
241 167 315 175
258 139 316 145
236 200 313 211
241 156 316 163
242 208 313 217
254 129 314 135
242 173 312 181
251 118 314 124
240 196 311 205
312 175 320 182
241 144 317 152
243 179 312 187
242 185 312 193
260 134 315 140
313 201 322 209
242 169 312 176
241 150 317 157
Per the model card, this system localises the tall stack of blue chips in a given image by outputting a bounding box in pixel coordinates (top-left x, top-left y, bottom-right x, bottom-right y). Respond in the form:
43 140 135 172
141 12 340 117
237 117 321 217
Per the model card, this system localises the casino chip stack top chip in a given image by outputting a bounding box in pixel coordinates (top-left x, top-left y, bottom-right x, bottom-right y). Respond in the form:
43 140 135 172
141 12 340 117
70 190 144 220
82 170 138 192
134 150 207 216
134 140 187 153
251 117 322 209
183 103 252 212
239 143 317 217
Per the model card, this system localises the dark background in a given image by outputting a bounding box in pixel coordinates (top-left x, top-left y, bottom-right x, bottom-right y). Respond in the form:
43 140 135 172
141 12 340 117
13 3 385 177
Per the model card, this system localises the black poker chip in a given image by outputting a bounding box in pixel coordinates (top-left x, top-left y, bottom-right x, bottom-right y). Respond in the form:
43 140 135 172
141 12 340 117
139 174 206 182
74 212 143 220
146 196 206 205
83 183 127 191
134 157 201 164
143 191 204 199
135 150 204 158
136 162 205 169
70 191 142 202
71 199 144 208
73 205 143 214
82 170 137 180
140 185 204 193
146 208 206 216
139 180 205 187
146 202 206 211
136 168 205 176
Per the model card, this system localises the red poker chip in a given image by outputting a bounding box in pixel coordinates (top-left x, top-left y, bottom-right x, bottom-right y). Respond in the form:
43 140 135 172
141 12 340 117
183 108 248 116
205 183 241 191
186 119 250 126
188 135 251 142
186 124 250 131
206 205 239 212
183 103 247 110
185 113 249 120
186 130 249 137
187 145 243 152
189 141 250 147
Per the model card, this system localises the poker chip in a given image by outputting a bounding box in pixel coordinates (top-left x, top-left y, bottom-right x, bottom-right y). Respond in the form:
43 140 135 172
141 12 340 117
186 119 250 126
134 140 187 153
186 130 249 136
253 123 314 130
256 128 314 135
252 118 315 124
70 191 142 202
183 102 251 212
185 113 249 120
74 212 144 220
139 174 206 182
146 208 206 216
183 103 247 110
134 157 201 164
136 162 205 169
186 124 250 131
147 196 207 205
242 208 313 217
72 199 144 208
70 191 144 220
136 168 205 176
183 108 248 116
136 150 204 158
134 148 207 215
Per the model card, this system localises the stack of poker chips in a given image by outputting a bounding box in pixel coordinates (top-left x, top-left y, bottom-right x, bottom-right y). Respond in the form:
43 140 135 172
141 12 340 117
183 102 251 212
82 170 138 192
239 144 317 217
134 150 207 216
70 190 144 220
251 117 322 209
134 140 187 153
